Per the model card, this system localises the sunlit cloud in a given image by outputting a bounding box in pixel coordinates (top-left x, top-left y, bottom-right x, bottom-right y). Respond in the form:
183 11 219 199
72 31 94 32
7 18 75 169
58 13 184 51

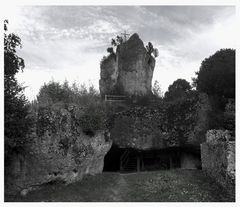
4 6 235 100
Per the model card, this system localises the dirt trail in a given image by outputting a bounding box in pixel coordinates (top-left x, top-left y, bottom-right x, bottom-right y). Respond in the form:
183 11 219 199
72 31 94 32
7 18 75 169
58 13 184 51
107 175 128 201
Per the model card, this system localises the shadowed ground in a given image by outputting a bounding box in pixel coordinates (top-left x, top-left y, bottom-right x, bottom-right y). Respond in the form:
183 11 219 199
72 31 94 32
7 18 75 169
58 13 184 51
5 170 234 202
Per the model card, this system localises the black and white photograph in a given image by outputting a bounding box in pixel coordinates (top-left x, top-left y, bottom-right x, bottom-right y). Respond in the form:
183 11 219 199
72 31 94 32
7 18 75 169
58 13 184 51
2 1 237 204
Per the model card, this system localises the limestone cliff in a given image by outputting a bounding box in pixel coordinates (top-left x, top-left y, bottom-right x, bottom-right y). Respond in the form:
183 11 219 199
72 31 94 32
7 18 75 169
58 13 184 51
99 33 155 97
99 53 118 96
5 104 112 195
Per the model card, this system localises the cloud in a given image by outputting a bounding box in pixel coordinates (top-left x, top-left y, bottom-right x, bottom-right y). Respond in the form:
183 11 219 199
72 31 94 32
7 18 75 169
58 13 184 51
7 5 235 100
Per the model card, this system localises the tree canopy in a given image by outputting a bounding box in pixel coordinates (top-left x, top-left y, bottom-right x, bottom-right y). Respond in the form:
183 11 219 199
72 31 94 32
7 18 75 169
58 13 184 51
194 49 235 100
4 20 32 154
164 79 192 101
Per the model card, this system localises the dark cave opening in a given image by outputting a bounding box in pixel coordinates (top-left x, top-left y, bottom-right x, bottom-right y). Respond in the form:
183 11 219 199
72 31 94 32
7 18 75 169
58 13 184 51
103 144 124 172
103 145 191 172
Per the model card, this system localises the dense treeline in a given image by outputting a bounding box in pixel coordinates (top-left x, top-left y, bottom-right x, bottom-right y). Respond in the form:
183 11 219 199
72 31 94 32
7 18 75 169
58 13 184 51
4 21 33 158
34 81 108 137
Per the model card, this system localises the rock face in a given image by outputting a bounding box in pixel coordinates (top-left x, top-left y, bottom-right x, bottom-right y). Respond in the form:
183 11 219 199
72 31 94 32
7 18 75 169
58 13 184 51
110 106 180 150
99 33 155 97
99 53 118 96
5 104 112 195
201 131 235 195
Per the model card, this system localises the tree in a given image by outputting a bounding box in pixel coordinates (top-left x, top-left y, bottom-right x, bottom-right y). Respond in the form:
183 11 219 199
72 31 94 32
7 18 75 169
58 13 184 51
146 42 159 58
223 99 235 134
37 80 100 107
161 90 200 145
193 49 235 130
146 42 154 55
36 80 106 137
107 47 114 54
164 79 191 101
4 20 32 154
111 35 123 47
194 49 235 108
152 80 163 98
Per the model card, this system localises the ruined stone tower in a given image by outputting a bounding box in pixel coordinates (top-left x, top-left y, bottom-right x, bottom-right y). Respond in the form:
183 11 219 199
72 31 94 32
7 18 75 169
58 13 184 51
99 33 155 98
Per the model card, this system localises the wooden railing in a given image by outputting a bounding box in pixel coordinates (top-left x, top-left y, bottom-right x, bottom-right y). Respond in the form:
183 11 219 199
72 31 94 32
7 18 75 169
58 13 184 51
120 149 130 171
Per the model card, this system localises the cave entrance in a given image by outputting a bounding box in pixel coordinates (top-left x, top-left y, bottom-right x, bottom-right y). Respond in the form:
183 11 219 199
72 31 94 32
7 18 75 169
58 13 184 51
103 144 124 172
103 145 183 172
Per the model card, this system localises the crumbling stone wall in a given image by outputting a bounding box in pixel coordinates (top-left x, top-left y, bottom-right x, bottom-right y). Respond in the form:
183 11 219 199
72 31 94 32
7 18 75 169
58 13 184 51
5 104 112 196
201 130 235 195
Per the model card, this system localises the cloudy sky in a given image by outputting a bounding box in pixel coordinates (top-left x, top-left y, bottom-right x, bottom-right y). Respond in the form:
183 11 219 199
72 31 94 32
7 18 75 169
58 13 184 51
6 5 236 100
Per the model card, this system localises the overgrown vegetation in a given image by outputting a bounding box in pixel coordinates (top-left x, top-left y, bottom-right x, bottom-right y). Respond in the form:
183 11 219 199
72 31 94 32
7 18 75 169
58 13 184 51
146 42 159 58
193 49 235 130
4 20 33 157
153 49 236 145
35 81 108 137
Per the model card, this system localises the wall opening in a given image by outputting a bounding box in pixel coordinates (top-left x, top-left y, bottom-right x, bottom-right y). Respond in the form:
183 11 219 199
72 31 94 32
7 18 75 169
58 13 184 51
103 145 198 172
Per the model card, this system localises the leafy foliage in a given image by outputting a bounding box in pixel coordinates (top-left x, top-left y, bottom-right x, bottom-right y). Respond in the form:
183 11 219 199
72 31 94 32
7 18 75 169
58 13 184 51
4 20 32 154
111 35 123 47
153 78 212 145
223 99 235 134
161 91 201 145
193 49 235 131
107 47 114 54
37 80 99 107
146 42 159 58
78 103 106 136
194 49 235 109
36 81 107 136
152 80 163 98
164 79 191 102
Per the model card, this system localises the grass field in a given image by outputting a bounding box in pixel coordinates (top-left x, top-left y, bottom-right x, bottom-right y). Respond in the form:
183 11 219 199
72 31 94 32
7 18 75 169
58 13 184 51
5 169 234 202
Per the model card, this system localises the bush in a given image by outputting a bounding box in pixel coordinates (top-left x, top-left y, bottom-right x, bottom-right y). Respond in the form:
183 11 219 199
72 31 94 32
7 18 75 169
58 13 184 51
206 129 233 143
35 80 108 137
224 99 235 134
194 49 235 110
78 104 106 136
37 80 100 107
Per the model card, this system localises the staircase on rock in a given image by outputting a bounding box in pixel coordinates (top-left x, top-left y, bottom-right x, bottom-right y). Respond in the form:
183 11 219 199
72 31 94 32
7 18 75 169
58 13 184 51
120 149 142 172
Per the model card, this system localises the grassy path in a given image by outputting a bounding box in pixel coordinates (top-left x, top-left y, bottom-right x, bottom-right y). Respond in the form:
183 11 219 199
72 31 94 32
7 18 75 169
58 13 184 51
6 170 234 202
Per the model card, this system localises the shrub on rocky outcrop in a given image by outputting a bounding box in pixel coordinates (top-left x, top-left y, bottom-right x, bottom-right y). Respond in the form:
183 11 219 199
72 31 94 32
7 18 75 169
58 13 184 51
206 129 233 143
224 99 235 134
35 81 108 136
